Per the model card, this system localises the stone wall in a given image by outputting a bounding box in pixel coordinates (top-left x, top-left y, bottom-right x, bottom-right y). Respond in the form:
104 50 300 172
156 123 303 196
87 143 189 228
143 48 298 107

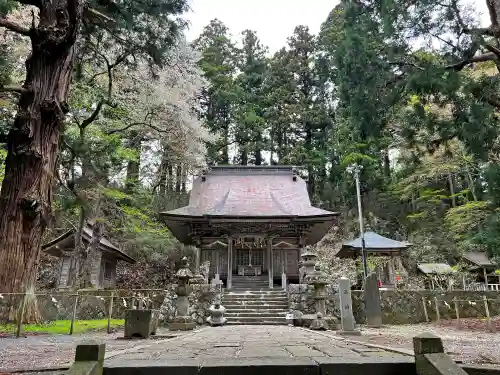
287 284 500 325
1 285 216 326
288 284 339 317
352 289 500 325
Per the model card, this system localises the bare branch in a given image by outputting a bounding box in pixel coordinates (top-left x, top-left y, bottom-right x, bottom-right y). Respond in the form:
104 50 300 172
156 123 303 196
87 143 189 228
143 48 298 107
80 100 106 129
445 52 498 71
388 61 425 71
0 16 31 36
0 85 29 94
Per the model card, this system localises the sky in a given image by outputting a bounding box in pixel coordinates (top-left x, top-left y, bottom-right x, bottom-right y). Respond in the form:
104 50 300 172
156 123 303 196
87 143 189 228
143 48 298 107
184 0 339 52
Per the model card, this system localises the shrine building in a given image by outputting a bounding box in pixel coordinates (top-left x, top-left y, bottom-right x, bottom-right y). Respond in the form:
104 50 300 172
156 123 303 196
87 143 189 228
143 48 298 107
161 165 338 289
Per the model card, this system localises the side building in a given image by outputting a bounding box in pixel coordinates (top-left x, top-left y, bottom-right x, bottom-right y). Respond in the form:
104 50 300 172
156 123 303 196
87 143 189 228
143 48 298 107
161 165 338 289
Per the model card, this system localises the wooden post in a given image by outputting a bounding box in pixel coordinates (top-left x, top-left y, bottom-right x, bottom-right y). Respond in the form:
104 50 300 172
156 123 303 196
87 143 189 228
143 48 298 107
453 297 460 325
267 238 273 289
107 291 114 334
227 236 233 290
69 293 79 335
422 296 429 322
15 293 27 338
434 297 440 323
483 295 492 332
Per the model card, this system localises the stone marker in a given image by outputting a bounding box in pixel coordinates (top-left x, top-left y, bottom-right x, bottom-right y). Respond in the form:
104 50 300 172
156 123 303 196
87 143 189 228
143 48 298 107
337 277 361 335
124 309 159 338
207 293 227 326
364 272 382 328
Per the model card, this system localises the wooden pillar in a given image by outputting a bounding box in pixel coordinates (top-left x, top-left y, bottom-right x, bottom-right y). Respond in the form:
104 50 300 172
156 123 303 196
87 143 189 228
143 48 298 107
227 236 233 289
267 239 273 289
195 248 201 270
484 267 489 288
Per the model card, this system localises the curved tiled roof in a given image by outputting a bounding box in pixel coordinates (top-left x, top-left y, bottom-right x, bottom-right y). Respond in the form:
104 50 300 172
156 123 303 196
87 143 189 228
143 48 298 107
162 166 337 218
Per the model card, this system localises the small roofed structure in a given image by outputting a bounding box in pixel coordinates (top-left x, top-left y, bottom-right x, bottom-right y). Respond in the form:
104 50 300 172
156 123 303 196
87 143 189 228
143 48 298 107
336 231 410 287
461 251 499 289
161 165 339 288
417 263 455 290
42 224 135 289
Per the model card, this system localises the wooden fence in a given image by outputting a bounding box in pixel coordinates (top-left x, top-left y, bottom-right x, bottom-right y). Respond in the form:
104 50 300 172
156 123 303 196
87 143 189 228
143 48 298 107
0 288 166 337
422 295 500 331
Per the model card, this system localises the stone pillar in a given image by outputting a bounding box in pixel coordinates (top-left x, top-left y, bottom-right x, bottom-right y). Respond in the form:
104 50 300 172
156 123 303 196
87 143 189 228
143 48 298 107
90 252 103 288
305 264 328 330
227 236 233 290
267 239 273 289
169 257 196 331
300 248 317 283
364 272 382 327
337 277 360 335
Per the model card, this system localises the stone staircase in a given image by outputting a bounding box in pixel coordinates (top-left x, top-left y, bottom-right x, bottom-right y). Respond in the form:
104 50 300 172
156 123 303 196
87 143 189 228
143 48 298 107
222 275 289 325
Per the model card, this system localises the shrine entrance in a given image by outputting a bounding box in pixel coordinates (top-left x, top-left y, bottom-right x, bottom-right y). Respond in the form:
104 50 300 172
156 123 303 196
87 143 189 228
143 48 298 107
236 248 265 276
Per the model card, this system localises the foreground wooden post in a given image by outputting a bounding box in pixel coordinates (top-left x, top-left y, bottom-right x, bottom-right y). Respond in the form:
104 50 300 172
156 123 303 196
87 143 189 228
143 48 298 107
483 295 492 332
453 297 460 325
107 291 115 334
67 342 106 375
422 296 429 322
69 294 79 335
433 297 440 323
413 333 467 375
15 293 27 338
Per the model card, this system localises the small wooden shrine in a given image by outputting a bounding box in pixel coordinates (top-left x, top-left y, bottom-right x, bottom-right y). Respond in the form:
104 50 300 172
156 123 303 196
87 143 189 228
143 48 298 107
42 224 135 289
336 231 410 286
461 251 499 288
161 166 339 288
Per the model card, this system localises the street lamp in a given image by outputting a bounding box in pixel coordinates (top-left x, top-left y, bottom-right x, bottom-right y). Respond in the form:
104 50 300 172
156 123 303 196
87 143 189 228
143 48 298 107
346 164 368 279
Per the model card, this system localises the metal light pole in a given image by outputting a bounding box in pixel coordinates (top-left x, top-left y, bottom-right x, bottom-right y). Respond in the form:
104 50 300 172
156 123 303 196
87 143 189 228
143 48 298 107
347 164 368 279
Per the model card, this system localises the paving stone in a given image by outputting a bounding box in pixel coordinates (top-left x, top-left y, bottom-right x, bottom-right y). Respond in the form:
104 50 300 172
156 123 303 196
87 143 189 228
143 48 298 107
199 357 319 375
103 325 410 367
285 346 326 357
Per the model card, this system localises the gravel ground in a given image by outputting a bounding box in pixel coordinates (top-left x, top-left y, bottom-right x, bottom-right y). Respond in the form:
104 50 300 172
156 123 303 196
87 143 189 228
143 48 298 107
0 328 182 372
2 322 500 371
352 321 500 364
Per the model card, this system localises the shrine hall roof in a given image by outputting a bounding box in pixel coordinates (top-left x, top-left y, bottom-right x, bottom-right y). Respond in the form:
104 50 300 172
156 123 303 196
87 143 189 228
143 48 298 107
161 166 338 218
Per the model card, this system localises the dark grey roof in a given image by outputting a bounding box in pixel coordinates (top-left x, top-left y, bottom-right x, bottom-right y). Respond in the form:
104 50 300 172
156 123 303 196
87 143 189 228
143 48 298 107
161 165 338 218
417 263 455 275
42 225 135 263
462 251 495 267
343 231 410 250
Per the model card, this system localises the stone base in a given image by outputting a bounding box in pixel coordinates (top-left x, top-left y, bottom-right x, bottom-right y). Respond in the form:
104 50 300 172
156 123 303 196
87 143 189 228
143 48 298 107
169 316 196 331
124 309 159 339
309 318 329 331
206 316 227 327
336 330 362 336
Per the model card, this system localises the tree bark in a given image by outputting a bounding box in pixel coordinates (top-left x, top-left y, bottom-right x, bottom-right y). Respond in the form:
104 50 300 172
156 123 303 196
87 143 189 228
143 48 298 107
125 131 141 193
0 0 82 322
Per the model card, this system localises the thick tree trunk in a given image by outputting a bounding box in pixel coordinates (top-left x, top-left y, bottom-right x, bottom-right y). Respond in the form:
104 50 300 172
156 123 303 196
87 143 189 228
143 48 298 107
125 131 141 193
175 164 182 193
0 0 82 322
158 146 169 197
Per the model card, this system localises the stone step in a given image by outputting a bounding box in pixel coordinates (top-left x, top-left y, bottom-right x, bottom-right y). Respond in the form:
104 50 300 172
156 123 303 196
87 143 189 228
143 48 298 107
223 304 288 310
225 311 288 317
222 299 288 305
222 295 287 300
224 291 286 296
225 320 289 325
225 316 287 324
224 308 289 313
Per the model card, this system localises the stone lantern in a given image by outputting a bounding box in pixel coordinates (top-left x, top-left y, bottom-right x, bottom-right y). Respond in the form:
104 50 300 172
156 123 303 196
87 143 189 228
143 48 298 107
206 293 227 326
169 257 196 331
304 263 329 330
300 248 317 282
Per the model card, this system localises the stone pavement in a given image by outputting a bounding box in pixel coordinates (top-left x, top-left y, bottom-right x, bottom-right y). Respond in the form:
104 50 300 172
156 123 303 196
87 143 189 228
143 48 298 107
104 326 415 375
